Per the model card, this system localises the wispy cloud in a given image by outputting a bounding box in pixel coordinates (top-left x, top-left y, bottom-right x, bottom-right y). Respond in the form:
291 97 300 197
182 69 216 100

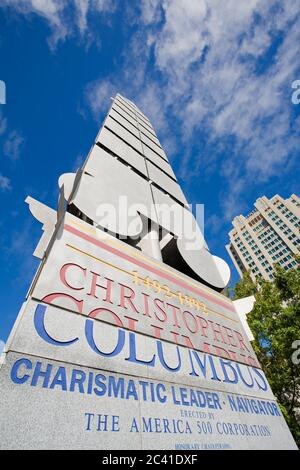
3 0 300 222
3 130 25 161
84 0 300 219
0 174 11 191
0 0 116 49
85 78 116 121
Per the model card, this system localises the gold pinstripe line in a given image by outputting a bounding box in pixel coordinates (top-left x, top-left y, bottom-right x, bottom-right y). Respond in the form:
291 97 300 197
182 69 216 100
66 218 234 308
65 242 238 324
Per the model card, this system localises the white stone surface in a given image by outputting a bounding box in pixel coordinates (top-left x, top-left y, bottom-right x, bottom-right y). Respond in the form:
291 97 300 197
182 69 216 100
108 110 140 138
105 117 143 153
0 351 296 449
93 132 148 176
30 215 258 366
58 155 155 238
141 135 168 161
233 296 256 342
147 161 185 202
4 299 273 398
111 103 138 128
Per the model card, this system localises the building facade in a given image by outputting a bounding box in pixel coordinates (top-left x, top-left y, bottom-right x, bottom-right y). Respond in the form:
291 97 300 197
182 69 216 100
226 194 300 281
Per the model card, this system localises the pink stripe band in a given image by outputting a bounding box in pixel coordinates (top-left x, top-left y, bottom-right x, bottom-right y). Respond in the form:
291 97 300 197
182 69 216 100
64 223 236 315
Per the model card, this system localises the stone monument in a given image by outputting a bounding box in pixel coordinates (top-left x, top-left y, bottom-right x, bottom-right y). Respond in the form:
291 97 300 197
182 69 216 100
0 94 297 449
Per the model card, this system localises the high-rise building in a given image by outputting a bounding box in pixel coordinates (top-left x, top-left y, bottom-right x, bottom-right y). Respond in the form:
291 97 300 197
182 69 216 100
226 194 300 281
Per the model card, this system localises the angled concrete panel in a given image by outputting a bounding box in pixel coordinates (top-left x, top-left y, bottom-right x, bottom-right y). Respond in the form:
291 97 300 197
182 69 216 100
116 95 151 126
113 99 138 122
136 115 155 133
140 127 161 147
95 129 148 177
111 103 138 128
147 161 186 203
108 110 139 138
59 155 154 238
104 119 143 154
141 134 168 161
136 118 158 139
143 142 169 165
146 153 175 179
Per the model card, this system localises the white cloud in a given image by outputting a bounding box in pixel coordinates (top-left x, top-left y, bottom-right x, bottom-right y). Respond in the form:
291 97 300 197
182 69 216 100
86 2 300 202
85 78 116 121
0 0 116 48
0 174 11 191
3 130 25 161
140 0 162 25
0 0 68 46
133 0 300 217
154 0 208 76
75 0 90 34
5 0 298 221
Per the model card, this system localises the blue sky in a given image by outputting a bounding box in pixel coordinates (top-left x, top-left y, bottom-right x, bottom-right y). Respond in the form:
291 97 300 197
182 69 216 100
0 0 299 343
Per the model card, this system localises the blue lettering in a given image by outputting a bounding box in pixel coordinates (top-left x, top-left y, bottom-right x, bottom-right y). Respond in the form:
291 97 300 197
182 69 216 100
34 303 78 346
253 368 268 391
49 366 67 391
157 340 181 372
10 358 32 384
236 364 255 388
94 374 107 396
156 383 167 403
188 350 207 377
70 369 86 393
31 361 53 388
85 319 125 357
219 359 238 384
125 332 155 366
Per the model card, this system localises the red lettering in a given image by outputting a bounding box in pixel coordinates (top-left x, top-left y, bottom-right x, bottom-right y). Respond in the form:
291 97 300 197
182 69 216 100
197 316 209 337
60 263 86 290
87 272 113 303
141 292 151 317
166 303 181 329
235 330 250 352
170 330 180 344
151 324 164 339
208 321 227 344
88 308 123 327
182 310 198 334
124 315 139 331
181 334 195 349
223 326 238 348
154 298 167 323
42 292 83 313
213 345 230 359
203 342 212 354
118 283 139 313
228 350 237 361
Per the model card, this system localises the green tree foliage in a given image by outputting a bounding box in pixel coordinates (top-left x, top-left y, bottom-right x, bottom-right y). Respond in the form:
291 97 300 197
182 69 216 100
232 266 300 446
232 271 256 299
